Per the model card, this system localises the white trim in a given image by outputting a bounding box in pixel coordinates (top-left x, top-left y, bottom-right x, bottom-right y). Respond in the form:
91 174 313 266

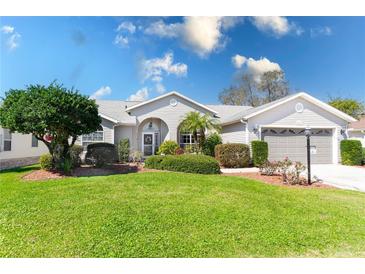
125 91 218 114
260 124 336 129
142 132 156 156
99 113 119 124
243 92 357 122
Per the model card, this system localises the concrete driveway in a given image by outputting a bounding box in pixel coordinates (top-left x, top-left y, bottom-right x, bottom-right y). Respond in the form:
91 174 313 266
311 164 365 192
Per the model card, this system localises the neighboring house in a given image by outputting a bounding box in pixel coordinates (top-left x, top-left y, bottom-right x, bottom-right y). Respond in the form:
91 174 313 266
0 127 49 169
0 91 357 169
348 115 365 147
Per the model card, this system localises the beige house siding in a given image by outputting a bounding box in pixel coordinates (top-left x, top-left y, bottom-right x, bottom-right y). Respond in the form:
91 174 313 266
221 122 247 144
0 127 48 160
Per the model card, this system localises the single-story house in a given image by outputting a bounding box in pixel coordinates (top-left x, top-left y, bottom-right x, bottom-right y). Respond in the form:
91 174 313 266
0 91 357 169
348 115 365 147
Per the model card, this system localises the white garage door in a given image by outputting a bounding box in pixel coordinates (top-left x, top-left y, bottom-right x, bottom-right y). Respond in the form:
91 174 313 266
262 128 333 164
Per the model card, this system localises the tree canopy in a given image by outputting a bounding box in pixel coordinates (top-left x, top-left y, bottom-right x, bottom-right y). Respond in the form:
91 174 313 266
179 111 221 149
218 70 289 106
328 97 364 119
0 82 101 171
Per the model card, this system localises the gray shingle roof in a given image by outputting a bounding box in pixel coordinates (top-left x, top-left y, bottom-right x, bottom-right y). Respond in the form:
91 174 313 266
96 100 139 124
206 104 253 122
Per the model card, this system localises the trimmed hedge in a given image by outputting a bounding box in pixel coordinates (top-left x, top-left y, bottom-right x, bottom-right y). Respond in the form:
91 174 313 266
145 154 220 174
340 140 363 166
215 143 250 168
251 140 268 167
144 155 165 169
85 142 118 167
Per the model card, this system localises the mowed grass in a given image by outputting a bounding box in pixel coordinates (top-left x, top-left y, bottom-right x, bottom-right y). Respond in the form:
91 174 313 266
1 166 365 257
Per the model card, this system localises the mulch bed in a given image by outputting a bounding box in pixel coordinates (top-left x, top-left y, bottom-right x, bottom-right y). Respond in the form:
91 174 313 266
22 163 159 181
223 172 334 189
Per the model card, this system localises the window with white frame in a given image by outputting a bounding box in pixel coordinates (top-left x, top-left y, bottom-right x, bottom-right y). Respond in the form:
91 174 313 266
3 129 12 151
179 132 199 148
81 130 104 150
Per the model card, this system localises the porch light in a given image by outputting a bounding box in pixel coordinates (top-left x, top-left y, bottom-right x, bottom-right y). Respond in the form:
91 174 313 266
305 127 312 185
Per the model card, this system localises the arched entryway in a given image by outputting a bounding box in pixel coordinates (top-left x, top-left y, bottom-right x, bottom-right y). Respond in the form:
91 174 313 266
138 118 169 156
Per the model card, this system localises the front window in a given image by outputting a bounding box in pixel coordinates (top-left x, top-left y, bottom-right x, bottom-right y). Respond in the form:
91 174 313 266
82 130 104 150
3 129 12 151
179 132 199 148
31 134 38 147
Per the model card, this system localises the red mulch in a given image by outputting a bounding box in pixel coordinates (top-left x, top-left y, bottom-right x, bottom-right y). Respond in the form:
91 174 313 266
223 172 334 189
22 163 159 181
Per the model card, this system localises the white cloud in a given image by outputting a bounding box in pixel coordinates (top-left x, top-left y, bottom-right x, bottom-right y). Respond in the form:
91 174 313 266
140 52 187 94
1 25 14 34
144 17 243 57
114 34 129 47
251 16 303 37
232 55 282 82
232 54 247 69
116 21 136 34
144 20 180 38
141 52 187 83
90 86 112 99
310 26 332 38
1 25 21 50
7 33 21 50
127 87 149 101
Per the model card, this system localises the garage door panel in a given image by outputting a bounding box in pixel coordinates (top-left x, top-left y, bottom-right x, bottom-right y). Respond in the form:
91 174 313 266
262 128 332 164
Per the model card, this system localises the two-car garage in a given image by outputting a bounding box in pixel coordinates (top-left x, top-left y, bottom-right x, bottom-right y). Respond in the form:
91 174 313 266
261 128 333 164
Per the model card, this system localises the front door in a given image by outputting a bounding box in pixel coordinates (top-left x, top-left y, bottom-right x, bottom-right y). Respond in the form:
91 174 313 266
143 133 154 156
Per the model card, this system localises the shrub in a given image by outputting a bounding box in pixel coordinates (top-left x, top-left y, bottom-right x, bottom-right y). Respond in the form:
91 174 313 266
118 138 130 163
259 160 278 176
175 147 184 155
215 143 250 168
340 140 363 165
70 145 83 167
144 154 220 174
157 140 179 155
85 142 118 167
131 150 142 163
251 140 268 167
184 144 201 154
202 133 222 156
40 154 53 171
285 161 306 185
277 157 292 182
363 148 365 165
144 155 165 169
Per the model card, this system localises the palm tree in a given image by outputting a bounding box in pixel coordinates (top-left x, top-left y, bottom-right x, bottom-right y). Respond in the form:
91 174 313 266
179 111 221 149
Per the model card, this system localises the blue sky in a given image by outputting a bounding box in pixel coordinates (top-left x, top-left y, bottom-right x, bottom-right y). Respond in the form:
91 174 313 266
1 16 364 104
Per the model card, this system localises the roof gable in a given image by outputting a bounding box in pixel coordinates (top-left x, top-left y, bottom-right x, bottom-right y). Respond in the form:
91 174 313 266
221 92 356 125
125 91 218 114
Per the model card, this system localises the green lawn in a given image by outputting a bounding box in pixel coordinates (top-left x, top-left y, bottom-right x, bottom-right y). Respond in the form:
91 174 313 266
1 166 365 257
